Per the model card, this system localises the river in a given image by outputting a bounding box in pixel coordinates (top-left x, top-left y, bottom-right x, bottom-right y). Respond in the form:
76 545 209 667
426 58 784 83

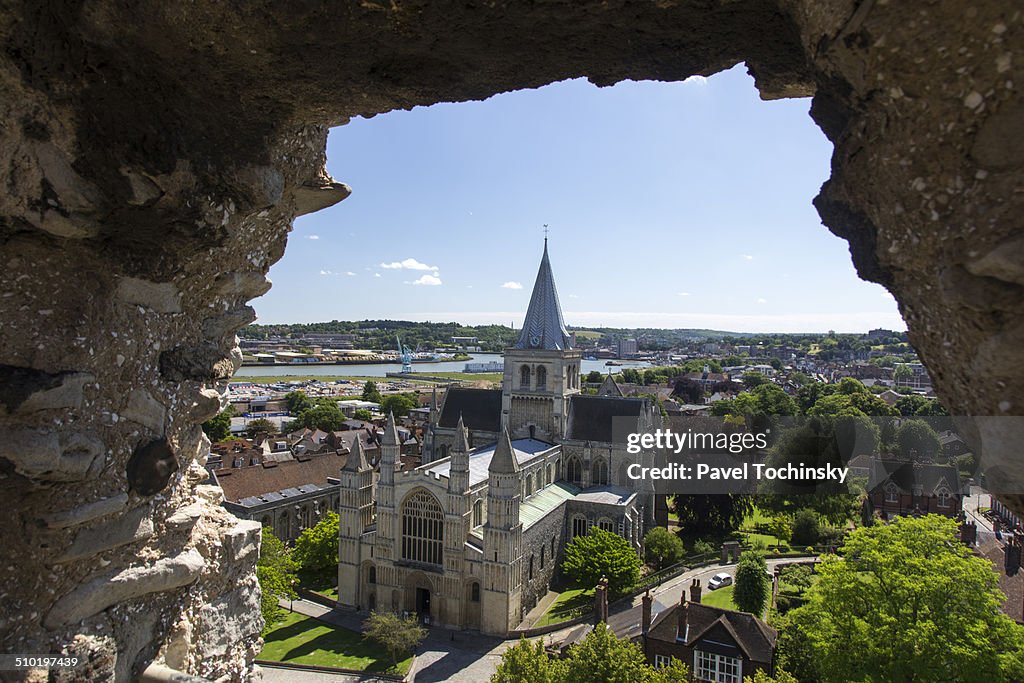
233 352 651 378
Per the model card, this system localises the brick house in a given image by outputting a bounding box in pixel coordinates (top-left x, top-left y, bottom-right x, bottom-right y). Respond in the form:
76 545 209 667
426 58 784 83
866 458 966 519
641 580 777 682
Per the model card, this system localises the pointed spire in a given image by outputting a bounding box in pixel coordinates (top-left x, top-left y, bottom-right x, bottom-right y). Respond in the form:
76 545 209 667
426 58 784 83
454 414 470 453
342 434 369 472
489 429 520 474
382 411 400 446
515 239 572 350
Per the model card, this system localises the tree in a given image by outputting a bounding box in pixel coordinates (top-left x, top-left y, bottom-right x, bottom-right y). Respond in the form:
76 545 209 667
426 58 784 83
362 380 382 403
585 370 604 384
492 638 564 683
297 402 346 431
671 494 754 535
245 417 278 438
744 668 799 683
790 508 820 546
284 390 313 415
202 406 235 441
256 527 298 630
362 611 427 668
380 392 417 418
353 408 373 421
783 515 1024 682
292 511 339 576
742 371 768 389
733 551 770 616
767 514 792 545
490 625 688 683
893 419 940 460
643 527 684 570
562 528 641 595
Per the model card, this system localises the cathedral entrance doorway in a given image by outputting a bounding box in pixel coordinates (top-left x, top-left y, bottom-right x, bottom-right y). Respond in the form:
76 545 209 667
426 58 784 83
416 587 432 623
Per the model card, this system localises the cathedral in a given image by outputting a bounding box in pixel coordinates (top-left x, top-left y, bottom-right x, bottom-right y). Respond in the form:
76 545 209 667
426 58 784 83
337 241 661 636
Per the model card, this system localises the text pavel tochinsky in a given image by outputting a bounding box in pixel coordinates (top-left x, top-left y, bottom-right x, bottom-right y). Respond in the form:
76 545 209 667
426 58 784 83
624 428 849 484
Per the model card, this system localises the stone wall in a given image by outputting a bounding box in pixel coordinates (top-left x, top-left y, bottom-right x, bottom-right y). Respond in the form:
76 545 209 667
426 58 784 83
520 507 565 620
0 1 1020 679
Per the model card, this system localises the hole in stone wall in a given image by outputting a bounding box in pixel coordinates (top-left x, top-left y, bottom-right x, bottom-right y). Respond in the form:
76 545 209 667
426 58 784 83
252 64 904 335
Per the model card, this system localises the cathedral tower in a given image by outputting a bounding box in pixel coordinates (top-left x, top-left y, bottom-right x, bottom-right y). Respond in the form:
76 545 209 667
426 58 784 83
501 239 582 441
481 430 524 634
337 437 374 608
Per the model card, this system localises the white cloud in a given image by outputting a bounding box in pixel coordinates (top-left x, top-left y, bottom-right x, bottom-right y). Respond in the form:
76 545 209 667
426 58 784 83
568 294 580 299
307 235 320 240
501 281 524 290
374 273 382 278
409 274 442 286
380 258 439 271
345 271 357 276
678 292 691 297
756 298 767 304
683 75 708 86
742 254 754 261
319 269 332 276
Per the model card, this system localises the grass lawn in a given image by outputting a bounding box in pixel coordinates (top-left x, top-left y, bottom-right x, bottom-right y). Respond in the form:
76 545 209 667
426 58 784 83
535 587 592 627
741 508 770 529
701 585 739 612
260 611 411 674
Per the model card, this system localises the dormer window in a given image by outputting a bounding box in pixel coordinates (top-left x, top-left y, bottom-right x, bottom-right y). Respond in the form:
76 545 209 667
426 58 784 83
937 487 952 508
885 483 899 503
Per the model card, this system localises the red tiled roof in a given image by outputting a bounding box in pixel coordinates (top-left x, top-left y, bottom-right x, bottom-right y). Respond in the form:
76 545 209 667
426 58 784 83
214 450 347 503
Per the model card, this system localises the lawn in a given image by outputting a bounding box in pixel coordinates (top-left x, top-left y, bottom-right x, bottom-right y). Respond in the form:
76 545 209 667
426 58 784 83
535 587 592 627
701 584 738 611
259 611 411 674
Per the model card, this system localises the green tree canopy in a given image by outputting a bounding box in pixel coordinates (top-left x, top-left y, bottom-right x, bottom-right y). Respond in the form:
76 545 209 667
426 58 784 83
643 527 684 570
284 390 313 415
490 625 689 683
733 551 770 615
362 611 427 668
256 527 298 630
671 494 755 536
585 370 604 384
362 380 382 403
202 405 236 442
296 402 346 431
380 392 417 418
742 371 769 390
893 419 941 460
245 417 278 438
780 515 1024 682
292 511 339 575
353 408 373 421
562 528 641 595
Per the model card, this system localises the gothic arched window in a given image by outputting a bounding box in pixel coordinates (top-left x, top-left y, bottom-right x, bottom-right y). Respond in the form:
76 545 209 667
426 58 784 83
592 458 609 486
526 473 533 497
572 514 588 538
520 365 531 389
566 456 582 484
536 365 547 390
473 499 483 527
368 566 377 584
400 489 444 566
471 582 480 602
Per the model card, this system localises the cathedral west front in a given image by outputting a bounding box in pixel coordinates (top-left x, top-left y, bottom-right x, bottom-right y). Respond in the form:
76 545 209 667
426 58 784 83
337 241 661 635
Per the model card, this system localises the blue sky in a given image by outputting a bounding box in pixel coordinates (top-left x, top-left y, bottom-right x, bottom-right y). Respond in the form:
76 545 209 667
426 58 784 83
253 64 905 333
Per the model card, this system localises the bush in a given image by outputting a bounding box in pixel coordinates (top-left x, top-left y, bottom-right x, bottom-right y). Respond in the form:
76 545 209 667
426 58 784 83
791 509 821 546
692 539 716 557
563 528 641 595
734 551 770 615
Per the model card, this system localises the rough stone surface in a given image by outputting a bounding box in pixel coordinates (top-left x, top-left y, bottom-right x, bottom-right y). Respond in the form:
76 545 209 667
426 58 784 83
0 1 1021 680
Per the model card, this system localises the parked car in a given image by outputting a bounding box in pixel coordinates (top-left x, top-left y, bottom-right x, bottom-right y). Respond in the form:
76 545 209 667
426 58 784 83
708 572 732 590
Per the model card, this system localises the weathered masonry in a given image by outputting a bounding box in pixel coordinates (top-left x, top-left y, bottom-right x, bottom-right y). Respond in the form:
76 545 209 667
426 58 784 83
0 1 1020 680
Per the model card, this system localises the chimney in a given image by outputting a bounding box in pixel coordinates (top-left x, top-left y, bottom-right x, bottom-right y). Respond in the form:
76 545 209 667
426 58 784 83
641 590 652 635
689 578 702 604
594 577 609 623
676 592 688 642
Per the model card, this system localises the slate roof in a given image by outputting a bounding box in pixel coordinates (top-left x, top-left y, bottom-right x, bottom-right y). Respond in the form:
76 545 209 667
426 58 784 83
438 388 502 432
868 458 967 495
215 450 346 505
648 602 777 665
565 394 647 443
422 438 555 489
573 485 636 506
520 481 580 529
515 240 573 350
